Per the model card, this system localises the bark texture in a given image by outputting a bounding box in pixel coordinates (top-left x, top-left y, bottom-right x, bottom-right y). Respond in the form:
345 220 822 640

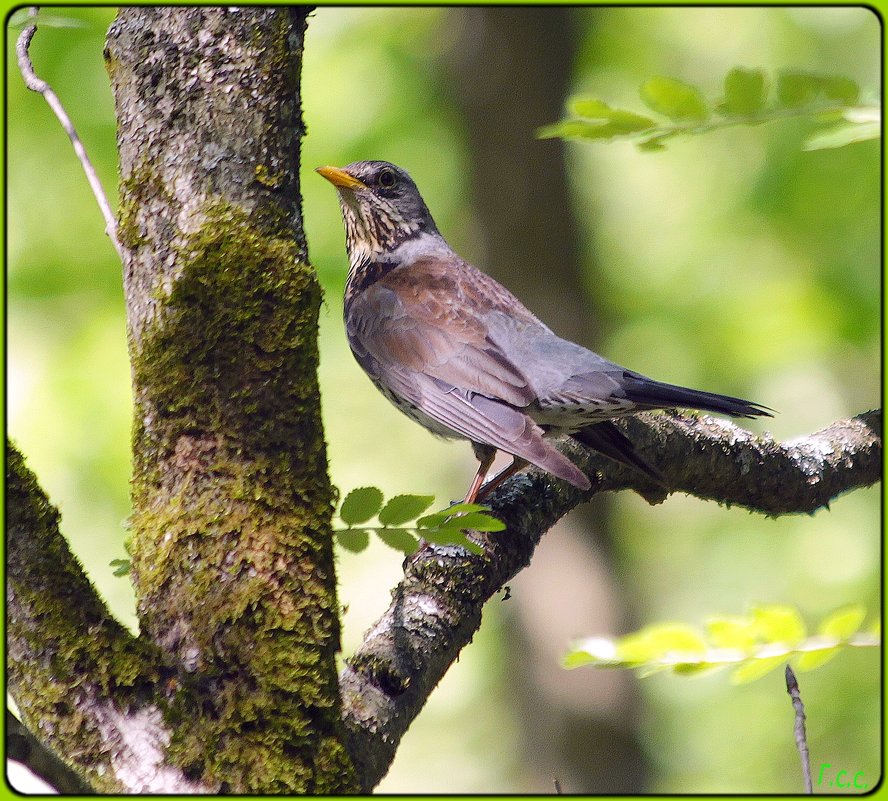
7 443 208 793
340 409 881 789
105 8 355 792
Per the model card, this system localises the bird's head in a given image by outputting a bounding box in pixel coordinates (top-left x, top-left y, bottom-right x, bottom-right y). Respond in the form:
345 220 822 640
316 161 439 270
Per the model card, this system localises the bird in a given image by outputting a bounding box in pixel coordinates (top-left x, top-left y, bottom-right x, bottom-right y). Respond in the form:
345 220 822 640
317 160 771 504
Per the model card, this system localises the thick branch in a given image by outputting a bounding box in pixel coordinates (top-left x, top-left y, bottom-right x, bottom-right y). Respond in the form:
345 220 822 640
340 410 881 789
7 710 94 794
6 442 208 793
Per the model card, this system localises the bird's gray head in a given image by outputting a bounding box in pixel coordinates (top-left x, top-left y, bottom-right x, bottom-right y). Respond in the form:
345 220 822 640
316 160 440 271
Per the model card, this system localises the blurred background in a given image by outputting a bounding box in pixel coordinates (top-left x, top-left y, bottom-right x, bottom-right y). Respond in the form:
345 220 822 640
7 6 880 793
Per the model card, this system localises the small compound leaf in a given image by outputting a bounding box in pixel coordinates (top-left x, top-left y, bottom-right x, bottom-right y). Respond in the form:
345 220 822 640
803 120 880 150
335 528 370 553
435 511 506 532
422 526 484 554
570 98 657 132
377 494 435 526
719 67 766 115
339 487 384 526
375 528 420 554
730 654 786 684
640 76 709 122
818 604 867 640
705 615 758 651
796 647 840 672
778 71 859 108
440 502 491 515
110 558 131 577
751 604 806 646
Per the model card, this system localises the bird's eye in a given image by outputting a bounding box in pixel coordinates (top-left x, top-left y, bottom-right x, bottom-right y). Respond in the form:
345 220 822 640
377 168 397 189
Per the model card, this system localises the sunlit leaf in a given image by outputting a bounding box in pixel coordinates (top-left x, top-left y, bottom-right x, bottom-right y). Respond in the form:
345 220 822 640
339 486 384 526
375 528 420 554
616 623 707 663
570 98 656 132
640 76 708 121
818 604 867 639
705 615 758 650
730 655 785 684
796 647 840 672
335 528 370 553
751 605 806 645
377 494 435 526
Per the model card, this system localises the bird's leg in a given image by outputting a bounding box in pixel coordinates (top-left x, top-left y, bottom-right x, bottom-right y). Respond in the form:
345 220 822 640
477 457 529 500
465 444 498 504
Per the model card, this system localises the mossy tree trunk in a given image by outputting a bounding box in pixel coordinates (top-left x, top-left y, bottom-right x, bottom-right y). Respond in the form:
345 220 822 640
105 7 356 793
11 7 356 793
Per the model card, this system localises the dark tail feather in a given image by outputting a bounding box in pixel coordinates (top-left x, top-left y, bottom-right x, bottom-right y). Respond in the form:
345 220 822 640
572 421 666 485
621 374 773 419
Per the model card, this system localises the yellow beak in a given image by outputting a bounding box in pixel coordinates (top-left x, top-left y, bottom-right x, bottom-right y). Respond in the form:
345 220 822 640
315 166 368 190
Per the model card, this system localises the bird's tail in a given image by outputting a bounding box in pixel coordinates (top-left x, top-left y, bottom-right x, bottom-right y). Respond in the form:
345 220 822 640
572 421 665 485
621 374 773 419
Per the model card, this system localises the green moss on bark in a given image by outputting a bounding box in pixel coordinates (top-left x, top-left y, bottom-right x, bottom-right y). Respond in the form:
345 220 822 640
127 202 355 791
7 443 166 792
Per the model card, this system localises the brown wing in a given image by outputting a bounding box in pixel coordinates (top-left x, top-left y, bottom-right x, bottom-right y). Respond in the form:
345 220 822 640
345 256 590 489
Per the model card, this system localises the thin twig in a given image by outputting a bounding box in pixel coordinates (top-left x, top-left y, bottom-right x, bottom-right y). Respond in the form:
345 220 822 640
16 6 123 260
785 665 813 793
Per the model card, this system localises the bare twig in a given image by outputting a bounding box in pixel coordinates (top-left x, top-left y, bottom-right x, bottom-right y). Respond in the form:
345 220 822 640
785 665 813 793
15 7 123 259
7 710 95 794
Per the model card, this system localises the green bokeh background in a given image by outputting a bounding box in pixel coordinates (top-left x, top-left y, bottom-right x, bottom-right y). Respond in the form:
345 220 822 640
7 6 880 793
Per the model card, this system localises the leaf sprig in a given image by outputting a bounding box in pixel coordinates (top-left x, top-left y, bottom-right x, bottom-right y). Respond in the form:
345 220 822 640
336 487 506 556
539 68 879 152
564 604 880 684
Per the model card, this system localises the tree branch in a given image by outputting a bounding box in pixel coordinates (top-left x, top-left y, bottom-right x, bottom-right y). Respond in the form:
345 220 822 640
15 6 123 259
7 710 94 795
6 442 210 793
340 409 881 789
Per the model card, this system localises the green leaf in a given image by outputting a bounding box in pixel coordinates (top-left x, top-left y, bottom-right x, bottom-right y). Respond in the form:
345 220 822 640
751 604 806 646
421 527 484 554
777 71 859 108
339 487 384 526
109 558 131 577
375 528 420 554
818 604 867 639
730 655 786 684
377 494 435 526
335 528 370 553
416 511 449 529
616 623 707 664
705 615 757 651
803 120 880 151
640 76 709 122
795 647 840 672
439 502 491 516
435 512 506 532
719 67 766 115
570 98 656 132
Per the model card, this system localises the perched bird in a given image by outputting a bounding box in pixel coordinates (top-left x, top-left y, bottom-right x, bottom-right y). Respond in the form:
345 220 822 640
317 160 771 503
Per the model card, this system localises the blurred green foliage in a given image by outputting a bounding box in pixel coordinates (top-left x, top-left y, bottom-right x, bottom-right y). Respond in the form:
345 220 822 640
539 68 879 151
7 6 880 793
